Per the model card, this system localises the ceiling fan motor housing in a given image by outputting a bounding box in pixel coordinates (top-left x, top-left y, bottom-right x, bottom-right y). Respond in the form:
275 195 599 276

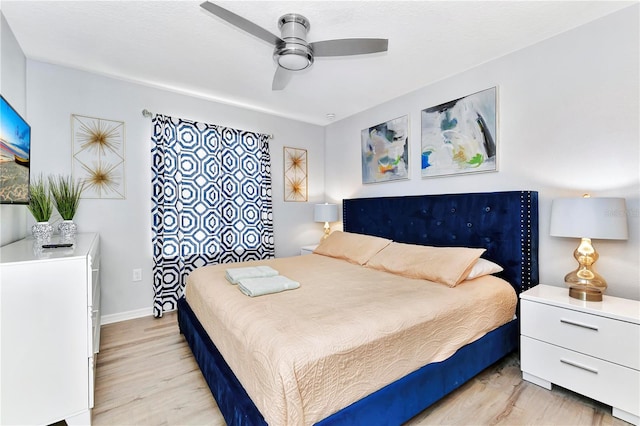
274 13 314 71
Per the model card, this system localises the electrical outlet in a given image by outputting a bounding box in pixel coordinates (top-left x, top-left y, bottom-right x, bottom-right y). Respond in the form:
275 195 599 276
132 268 142 282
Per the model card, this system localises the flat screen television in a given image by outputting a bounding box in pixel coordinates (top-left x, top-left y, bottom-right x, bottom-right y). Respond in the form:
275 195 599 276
0 94 31 204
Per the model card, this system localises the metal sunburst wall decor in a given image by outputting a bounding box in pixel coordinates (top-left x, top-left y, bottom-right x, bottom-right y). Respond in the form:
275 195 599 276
283 146 307 202
72 114 125 199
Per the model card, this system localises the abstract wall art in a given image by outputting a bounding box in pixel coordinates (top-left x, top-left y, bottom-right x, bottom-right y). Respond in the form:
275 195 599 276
72 114 126 199
283 146 307 202
361 115 409 184
421 87 497 178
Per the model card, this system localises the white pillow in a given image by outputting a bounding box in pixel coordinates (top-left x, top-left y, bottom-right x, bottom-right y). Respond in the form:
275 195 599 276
465 258 504 280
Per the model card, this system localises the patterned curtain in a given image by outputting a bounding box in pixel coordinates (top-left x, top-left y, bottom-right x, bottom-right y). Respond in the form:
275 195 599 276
150 114 274 317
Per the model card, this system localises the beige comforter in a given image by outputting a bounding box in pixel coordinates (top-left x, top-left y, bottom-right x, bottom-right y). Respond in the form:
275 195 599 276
185 253 517 425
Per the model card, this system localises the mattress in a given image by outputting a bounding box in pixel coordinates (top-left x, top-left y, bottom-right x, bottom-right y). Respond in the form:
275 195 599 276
185 253 517 425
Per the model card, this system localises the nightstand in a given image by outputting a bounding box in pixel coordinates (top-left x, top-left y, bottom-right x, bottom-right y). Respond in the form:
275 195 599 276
300 244 318 255
520 284 639 425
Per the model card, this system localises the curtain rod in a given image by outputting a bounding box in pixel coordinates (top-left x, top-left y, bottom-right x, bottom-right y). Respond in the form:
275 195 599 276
141 109 274 139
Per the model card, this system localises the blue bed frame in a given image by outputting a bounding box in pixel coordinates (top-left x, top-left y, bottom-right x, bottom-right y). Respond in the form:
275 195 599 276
178 190 539 425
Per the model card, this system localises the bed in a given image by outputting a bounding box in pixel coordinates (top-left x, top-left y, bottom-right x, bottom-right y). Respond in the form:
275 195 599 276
178 190 539 425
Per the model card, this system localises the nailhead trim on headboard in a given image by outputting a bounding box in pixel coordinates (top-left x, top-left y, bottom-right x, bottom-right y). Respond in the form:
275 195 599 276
519 191 539 291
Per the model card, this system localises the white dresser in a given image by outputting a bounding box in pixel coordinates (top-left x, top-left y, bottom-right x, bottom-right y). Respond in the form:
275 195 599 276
520 284 639 425
1 233 101 425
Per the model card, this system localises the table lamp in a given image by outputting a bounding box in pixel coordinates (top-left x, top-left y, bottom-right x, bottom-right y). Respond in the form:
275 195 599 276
550 194 628 301
314 203 338 241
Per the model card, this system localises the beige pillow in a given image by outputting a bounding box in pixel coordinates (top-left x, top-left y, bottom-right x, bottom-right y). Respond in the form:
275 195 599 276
465 258 503 280
365 242 486 287
313 231 392 265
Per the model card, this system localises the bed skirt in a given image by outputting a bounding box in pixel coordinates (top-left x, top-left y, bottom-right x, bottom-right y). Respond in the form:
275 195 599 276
177 296 518 426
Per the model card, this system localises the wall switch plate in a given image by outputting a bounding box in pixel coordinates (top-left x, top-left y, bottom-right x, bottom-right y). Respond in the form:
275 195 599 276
132 268 142 282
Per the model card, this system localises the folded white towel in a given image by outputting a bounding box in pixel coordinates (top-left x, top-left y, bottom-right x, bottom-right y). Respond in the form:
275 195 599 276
237 275 300 297
225 265 279 285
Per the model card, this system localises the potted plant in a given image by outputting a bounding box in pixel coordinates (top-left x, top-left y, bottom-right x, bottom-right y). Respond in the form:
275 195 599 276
49 174 85 241
27 175 54 243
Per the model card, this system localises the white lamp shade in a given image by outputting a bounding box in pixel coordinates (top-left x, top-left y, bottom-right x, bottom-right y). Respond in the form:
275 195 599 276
550 197 628 240
314 203 338 223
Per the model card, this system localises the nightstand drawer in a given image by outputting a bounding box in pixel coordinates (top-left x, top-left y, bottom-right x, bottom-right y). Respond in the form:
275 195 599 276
521 336 640 417
521 300 639 370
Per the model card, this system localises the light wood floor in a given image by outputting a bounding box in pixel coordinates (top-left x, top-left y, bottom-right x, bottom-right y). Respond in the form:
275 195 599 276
92 312 630 426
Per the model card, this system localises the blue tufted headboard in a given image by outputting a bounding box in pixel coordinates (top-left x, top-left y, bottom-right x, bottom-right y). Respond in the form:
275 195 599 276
343 191 539 294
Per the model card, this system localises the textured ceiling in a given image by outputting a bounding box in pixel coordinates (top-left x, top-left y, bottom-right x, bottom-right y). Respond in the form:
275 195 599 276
1 1 634 125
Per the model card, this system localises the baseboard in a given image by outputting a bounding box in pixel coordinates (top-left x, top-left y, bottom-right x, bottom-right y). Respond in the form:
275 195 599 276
101 307 153 325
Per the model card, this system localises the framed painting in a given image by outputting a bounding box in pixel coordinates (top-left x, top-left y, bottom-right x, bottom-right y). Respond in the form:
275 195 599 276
361 115 409 184
72 114 126 199
421 87 497 178
283 146 307 202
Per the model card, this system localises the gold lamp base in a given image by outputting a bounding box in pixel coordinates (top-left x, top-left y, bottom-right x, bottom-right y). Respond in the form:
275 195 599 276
568 285 603 302
320 221 331 242
565 237 606 301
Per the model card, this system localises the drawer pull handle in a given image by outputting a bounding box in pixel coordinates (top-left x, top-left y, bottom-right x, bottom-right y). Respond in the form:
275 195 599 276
560 358 598 374
560 318 598 331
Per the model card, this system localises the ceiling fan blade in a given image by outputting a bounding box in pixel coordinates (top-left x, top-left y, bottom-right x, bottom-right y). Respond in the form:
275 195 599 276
311 38 388 57
272 66 293 91
200 1 283 46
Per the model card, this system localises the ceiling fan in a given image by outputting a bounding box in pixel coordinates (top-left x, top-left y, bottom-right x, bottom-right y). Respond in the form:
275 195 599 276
200 1 389 90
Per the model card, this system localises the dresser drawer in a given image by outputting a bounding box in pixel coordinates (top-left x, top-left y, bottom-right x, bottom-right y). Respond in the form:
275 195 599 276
92 287 101 354
521 300 639 370
88 356 96 409
521 336 639 417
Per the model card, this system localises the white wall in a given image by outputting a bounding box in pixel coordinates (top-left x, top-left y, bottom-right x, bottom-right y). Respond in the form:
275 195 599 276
325 6 640 300
0 12 28 246
26 61 325 318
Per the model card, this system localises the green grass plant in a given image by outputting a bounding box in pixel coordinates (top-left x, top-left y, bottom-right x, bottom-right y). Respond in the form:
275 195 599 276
49 174 85 220
27 175 53 222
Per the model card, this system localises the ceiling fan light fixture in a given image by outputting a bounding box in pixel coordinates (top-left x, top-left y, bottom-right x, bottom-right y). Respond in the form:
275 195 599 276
278 51 312 71
274 43 314 71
